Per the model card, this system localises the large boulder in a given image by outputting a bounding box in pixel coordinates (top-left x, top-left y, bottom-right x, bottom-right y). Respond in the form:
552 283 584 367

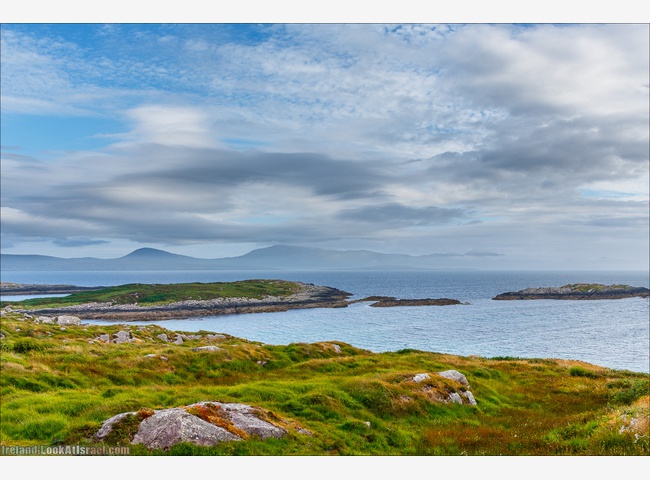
131 408 240 449
96 401 287 450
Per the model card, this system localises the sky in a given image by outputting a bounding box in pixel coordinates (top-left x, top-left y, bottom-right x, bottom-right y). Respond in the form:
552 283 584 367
1 20 649 270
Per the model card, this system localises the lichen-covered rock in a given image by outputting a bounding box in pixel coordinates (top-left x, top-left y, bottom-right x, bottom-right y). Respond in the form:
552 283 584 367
131 408 240 449
189 402 286 440
97 401 288 450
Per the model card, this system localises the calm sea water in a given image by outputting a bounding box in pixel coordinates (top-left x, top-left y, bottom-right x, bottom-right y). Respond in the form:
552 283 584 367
2 270 648 372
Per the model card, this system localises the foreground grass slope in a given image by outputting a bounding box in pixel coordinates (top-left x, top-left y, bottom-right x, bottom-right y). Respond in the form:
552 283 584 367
0 311 648 455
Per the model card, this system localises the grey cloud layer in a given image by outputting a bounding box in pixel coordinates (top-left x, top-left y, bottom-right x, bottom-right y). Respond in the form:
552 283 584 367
1 24 648 267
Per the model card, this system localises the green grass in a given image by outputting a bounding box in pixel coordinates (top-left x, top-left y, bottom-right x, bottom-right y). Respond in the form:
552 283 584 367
0 280 302 309
0 310 648 455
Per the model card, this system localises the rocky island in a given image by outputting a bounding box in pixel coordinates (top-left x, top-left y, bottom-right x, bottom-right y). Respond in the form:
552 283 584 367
493 283 650 300
354 296 463 307
0 280 352 321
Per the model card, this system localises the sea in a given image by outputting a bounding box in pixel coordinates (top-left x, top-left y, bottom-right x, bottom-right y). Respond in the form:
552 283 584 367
2 270 649 373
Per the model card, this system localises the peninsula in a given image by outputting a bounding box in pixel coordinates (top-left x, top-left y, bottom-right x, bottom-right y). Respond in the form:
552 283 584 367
0 280 352 321
493 283 650 300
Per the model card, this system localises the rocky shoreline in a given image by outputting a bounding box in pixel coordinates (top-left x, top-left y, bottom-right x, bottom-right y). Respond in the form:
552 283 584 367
0 282 103 295
493 283 650 300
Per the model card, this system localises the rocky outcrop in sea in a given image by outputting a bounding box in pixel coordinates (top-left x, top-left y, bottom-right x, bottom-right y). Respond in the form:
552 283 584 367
493 283 649 300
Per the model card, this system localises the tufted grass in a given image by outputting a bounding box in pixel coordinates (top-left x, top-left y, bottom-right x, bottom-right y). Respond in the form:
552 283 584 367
0 312 648 455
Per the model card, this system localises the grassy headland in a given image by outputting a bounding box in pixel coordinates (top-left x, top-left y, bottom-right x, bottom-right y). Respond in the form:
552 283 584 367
0 309 647 455
1 280 303 309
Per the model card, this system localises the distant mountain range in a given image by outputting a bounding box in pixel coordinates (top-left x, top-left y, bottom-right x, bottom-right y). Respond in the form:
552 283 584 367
0 245 503 271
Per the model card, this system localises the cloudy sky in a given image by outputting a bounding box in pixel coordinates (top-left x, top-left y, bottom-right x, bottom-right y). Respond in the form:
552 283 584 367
1 21 648 269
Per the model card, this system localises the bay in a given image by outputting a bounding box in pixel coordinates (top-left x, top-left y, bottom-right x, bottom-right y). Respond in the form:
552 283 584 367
2 269 648 372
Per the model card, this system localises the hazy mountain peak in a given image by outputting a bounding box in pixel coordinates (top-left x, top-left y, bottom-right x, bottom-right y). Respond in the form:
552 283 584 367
121 248 189 259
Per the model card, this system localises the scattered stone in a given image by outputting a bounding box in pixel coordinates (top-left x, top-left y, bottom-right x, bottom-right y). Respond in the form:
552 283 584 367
460 391 477 406
113 331 131 344
438 370 469 387
98 334 110 343
95 412 137 440
364 421 371 428
413 373 430 383
173 336 184 345
206 334 226 341
297 428 313 436
36 316 54 324
157 333 169 342
160 356 168 361
144 354 157 358
191 346 222 352
256 360 267 366
57 315 81 326
331 344 342 353
447 392 463 404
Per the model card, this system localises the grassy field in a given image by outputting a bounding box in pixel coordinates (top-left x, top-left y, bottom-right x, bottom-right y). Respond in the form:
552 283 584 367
0 309 648 456
0 280 302 309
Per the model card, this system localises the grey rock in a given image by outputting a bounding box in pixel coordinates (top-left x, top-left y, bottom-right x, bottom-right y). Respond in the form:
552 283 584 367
131 408 241 449
98 334 110 343
95 412 136 440
447 392 463 404
57 315 81 326
191 346 222 352
331 344 342 353
189 402 286 440
206 334 226 341
256 360 267 366
160 356 168 361
413 373 430 383
157 333 169 342
438 370 470 387
113 331 131 344
36 316 54 324
144 354 157 358
173 335 184 345
461 391 477 406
